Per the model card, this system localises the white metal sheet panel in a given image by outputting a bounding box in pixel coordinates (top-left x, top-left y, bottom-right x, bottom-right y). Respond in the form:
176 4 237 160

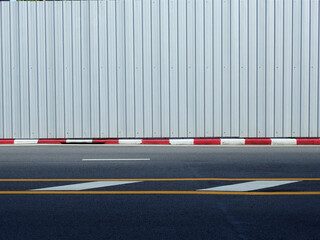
0 0 319 139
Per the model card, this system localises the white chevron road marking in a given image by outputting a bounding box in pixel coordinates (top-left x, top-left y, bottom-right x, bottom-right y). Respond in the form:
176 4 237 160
198 180 300 192
31 181 141 191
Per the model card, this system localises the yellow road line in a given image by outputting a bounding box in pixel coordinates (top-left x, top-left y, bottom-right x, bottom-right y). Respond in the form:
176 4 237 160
0 191 320 195
0 178 320 181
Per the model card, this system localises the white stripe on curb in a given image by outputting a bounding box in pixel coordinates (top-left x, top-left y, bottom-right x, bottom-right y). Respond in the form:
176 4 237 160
66 139 93 144
14 139 38 144
169 139 194 145
221 139 245 145
119 139 142 144
271 139 297 145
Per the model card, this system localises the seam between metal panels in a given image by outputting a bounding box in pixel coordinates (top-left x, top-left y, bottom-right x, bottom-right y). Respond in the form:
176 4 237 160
106 1 110 137
308 0 311 137
194 0 197 137
282 0 285 137
159 0 162 137
142 0 145 137
264 0 267 137
9 3 13 138
256 0 258 137
150 0 153 137
62 2 65 138
186 0 188 137
36 2 40 138
88 1 92 138
203 0 205 137
290 0 294 136
177 0 179 137
80 1 83 136
71 1 75 138
274 0 276 137
212 0 214 137
45 3 48 138
115 1 118 137
221 0 223 137
123 0 127 137
97 1 100 138
18 3 22 137
133 0 136 137
168 0 170 137
299 0 302 137
0 3 3 137
318 0 320 137
27 3 31 138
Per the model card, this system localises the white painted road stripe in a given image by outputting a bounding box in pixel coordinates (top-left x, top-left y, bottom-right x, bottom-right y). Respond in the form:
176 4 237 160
199 180 299 192
82 158 150 161
32 181 141 191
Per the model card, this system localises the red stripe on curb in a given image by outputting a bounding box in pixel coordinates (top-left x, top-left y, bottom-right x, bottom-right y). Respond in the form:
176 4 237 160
194 139 221 145
38 139 66 144
142 139 170 145
297 139 320 145
245 139 271 145
92 139 119 144
0 139 14 144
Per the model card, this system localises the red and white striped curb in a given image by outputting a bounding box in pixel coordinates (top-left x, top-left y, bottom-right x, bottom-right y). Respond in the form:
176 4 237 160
0 138 320 145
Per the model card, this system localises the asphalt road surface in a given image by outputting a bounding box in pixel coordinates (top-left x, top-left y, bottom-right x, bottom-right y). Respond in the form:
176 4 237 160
0 145 320 240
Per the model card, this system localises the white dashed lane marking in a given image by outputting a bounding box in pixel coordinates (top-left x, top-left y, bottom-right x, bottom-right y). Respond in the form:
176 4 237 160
82 158 150 161
198 180 300 192
31 181 141 191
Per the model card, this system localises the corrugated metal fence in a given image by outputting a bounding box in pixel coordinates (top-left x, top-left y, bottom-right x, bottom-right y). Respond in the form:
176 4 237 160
0 0 319 139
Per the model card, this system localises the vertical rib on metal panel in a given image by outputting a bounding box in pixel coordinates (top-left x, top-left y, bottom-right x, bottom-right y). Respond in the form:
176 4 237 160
108 0 117 138
292 0 302 137
240 0 248 137
266 0 275 137
274 0 284 137
195 0 205 137
134 0 144 137
151 0 161 137
257 0 266 137
160 0 170 137
89 1 99 138
231 0 240 137
204 0 213 137
248 0 257 137
11 3 21 138
81 1 90 138
20 2 30 138
177 0 187 137
213 0 222 137
63 2 73 138
309 0 319 137
300 0 310 136
143 0 153 138
2 3 12 138
72 1 82 138
169 0 178 137
116 0 126 138
283 0 293 137
54 2 64 138
37 3 47 138
187 0 196 137
125 0 135 137
222 0 231 137
98 1 108 137
0 3 4 138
